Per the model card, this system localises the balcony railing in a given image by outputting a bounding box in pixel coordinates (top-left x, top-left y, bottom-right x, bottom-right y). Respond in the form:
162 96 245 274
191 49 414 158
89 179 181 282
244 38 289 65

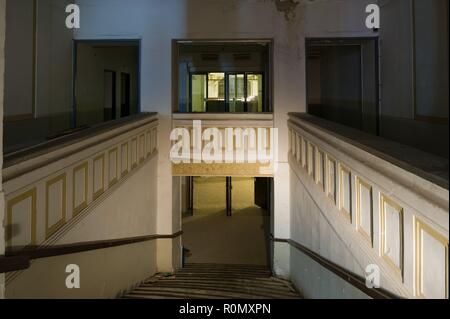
3 113 158 252
288 113 448 299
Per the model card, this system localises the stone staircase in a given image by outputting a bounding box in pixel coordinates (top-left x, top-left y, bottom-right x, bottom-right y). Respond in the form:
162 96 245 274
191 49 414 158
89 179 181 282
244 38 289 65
123 263 302 299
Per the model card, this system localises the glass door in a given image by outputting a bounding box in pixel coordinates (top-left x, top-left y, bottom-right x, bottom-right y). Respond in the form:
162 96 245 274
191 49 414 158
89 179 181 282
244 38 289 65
191 73 207 112
228 73 245 112
246 73 263 113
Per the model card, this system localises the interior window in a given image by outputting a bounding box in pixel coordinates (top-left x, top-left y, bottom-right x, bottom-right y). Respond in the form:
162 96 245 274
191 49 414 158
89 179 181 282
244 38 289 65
247 74 263 113
207 73 226 112
228 74 245 112
191 74 206 112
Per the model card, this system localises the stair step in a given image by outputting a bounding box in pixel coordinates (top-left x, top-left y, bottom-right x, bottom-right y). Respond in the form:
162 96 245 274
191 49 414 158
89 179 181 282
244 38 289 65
124 264 302 299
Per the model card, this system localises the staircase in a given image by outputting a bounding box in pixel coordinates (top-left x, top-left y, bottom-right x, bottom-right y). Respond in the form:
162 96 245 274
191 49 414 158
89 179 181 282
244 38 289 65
123 263 302 299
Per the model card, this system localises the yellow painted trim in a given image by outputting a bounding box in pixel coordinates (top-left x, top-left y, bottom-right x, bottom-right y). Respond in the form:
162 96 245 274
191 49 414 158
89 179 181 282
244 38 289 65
6 188 37 249
339 164 352 222
45 173 67 239
414 217 449 298
326 155 337 204
152 127 158 153
93 154 105 200
307 142 315 177
315 149 325 191
355 177 373 246
301 136 307 169
73 162 89 216
108 147 119 187
146 130 152 157
380 194 404 280
121 142 129 176
131 137 138 169
139 133 146 163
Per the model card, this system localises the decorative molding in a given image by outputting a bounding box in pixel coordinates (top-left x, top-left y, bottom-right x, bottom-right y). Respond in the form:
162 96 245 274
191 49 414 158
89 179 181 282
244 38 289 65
380 194 404 280
315 148 325 191
307 142 315 176
131 137 138 169
3 119 159 255
7 189 37 248
139 133 145 163
414 218 449 299
326 155 337 204
93 154 105 200
121 142 129 176
108 147 119 187
73 162 89 216
45 173 67 239
355 177 373 246
339 164 352 222
274 0 300 21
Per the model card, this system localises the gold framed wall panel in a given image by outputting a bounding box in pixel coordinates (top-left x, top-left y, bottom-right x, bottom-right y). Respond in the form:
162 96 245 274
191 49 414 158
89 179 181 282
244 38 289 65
355 177 373 245
146 130 152 157
6 188 37 249
131 137 138 169
45 173 67 239
315 149 325 191
121 142 129 176
73 162 89 216
307 142 315 177
108 147 119 187
339 164 352 222
326 155 337 204
139 133 145 163
380 194 404 280
93 154 105 200
414 218 449 299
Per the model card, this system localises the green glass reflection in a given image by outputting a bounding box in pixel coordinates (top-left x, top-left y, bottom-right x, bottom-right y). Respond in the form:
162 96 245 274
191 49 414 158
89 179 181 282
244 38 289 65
247 74 263 112
228 74 245 112
207 73 226 112
191 74 206 112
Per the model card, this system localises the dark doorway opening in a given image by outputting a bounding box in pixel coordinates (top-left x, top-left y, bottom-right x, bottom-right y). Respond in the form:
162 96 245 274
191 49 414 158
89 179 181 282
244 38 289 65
120 72 131 117
306 38 379 135
103 70 116 121
182 176 273 267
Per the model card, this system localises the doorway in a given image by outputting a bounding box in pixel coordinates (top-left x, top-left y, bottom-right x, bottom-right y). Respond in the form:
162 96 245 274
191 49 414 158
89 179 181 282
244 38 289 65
182 176 273 267
103 70 116 121
120 72 131 117
306 38 379 135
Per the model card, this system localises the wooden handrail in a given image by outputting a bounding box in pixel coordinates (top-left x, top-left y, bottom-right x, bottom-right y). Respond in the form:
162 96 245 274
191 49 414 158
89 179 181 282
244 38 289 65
272 236 401 299
1 231 183 274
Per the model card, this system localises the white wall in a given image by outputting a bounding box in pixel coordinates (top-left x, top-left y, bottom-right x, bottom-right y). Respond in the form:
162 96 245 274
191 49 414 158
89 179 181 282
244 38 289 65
74 0 306 273
74 0 378 276
5 156 159 298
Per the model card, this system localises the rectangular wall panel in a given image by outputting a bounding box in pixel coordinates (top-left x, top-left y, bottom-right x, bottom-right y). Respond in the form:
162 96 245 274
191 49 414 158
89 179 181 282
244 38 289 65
93 154 105 200
339 165 352 221
415 218 448 299
73 162 88 215
7 189 37 248
356 177 373 245
46 174 66 238
380 195 404 278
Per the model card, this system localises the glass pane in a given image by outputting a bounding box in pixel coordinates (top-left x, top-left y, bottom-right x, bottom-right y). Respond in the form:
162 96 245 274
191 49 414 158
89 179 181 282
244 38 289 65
191 74 206 112
247 74 263 112
228 74 245 112
207 72 226 112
